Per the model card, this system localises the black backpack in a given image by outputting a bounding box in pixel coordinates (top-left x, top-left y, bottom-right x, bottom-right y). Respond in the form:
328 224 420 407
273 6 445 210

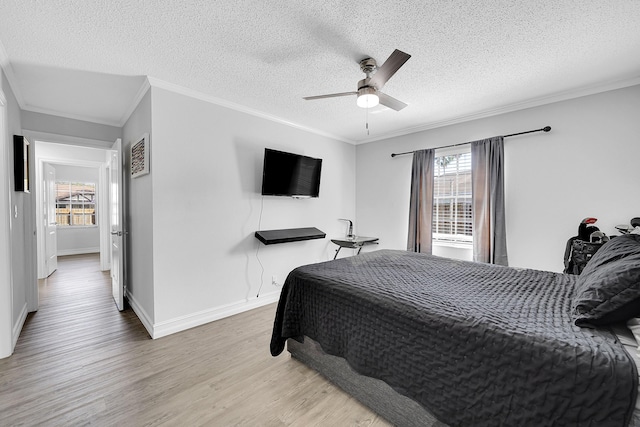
563 218 608 275
563 237 604 275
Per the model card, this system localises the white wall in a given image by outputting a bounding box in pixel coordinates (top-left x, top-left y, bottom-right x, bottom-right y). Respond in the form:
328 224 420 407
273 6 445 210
356 84 640 272
122 88 154 328
148 86 355 336
0 67 30 358
54 164 100 255
22 111 121 145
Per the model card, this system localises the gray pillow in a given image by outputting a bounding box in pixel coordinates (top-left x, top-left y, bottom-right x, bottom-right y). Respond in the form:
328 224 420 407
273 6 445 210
572 234 640 327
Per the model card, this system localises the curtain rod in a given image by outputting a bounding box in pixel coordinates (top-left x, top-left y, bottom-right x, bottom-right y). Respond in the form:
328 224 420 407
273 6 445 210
390 126 551 158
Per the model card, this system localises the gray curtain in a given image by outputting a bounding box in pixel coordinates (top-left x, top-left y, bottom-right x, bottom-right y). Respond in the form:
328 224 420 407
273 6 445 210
471 137 508 265
407 149 435 253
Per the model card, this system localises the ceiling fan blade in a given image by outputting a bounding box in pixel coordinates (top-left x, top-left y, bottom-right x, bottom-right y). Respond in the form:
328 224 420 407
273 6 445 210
303 92 357 100
368 49 411 90
378 92 408 111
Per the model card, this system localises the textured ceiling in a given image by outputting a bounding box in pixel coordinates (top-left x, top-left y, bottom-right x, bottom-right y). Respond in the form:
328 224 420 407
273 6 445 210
1 0 639 143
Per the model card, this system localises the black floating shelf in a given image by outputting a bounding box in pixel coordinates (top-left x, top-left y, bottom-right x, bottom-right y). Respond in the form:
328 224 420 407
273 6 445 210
255 227 326 245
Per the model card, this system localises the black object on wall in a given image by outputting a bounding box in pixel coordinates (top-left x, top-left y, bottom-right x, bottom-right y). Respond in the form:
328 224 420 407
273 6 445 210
13 135 30 193
255 227 326 245
261 148 322 198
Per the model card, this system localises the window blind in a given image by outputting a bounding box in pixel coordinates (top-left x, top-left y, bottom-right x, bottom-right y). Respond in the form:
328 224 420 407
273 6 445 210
432 152 472 244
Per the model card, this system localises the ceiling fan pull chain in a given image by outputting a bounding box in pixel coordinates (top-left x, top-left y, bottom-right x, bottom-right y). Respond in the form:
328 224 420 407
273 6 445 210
366 108 370 135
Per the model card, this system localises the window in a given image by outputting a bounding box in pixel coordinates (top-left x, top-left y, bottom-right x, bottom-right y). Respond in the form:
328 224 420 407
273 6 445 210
432 151 472 245
55 182 96 226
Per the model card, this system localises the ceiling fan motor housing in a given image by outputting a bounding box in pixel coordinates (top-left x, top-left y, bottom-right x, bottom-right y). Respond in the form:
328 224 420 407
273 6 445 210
357 78 373 91
358 86 377 97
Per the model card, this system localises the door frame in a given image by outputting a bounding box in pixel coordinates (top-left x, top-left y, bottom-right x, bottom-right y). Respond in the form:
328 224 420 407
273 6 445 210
0 88 14 357
28 133 115 311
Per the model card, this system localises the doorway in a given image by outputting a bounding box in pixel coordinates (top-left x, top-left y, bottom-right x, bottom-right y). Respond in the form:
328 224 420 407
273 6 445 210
30 137 122 313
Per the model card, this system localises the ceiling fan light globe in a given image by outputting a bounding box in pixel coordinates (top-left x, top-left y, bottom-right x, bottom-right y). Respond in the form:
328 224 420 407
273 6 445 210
356 88 380 108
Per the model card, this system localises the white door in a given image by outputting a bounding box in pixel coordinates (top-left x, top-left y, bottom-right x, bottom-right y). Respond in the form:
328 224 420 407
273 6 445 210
109 139 125 311
44 163 58 276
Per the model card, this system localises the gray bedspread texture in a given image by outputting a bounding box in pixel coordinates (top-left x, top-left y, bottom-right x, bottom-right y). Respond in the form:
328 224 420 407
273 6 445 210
270 250 637 426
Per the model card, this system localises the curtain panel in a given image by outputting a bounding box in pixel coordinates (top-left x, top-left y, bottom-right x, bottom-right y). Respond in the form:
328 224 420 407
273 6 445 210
471 137 508 266
407 149 435 253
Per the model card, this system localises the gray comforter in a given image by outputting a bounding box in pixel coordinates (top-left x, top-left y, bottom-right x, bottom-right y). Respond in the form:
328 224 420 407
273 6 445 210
271 250 637 426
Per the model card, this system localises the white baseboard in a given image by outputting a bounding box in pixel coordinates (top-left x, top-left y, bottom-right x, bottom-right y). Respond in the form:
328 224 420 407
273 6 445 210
126 293 154 339
152 291 281 339
12 302 28 349
58 247 100 256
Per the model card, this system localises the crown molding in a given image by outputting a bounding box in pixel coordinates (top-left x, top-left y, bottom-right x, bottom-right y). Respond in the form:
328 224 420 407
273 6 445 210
357 75 640 144
146 76 356 145
118 77 151 127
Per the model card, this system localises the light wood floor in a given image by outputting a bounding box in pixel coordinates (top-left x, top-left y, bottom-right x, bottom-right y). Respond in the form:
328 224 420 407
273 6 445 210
0 254 390 426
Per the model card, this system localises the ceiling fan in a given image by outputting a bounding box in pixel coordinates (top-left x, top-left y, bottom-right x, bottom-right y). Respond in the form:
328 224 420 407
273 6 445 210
303 49 411 111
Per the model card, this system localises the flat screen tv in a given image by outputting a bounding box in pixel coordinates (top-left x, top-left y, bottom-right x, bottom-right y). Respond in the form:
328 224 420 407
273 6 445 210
261 148 322 198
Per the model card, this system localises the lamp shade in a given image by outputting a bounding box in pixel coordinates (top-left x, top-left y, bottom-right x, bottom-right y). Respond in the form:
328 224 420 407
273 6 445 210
357 87 379 108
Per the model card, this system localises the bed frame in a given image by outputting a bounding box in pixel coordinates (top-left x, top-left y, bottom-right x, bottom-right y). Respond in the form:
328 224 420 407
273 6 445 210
287 337 448 427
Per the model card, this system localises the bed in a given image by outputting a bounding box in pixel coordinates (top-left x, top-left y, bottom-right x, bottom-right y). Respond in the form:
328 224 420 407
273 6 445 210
270 234 640 426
